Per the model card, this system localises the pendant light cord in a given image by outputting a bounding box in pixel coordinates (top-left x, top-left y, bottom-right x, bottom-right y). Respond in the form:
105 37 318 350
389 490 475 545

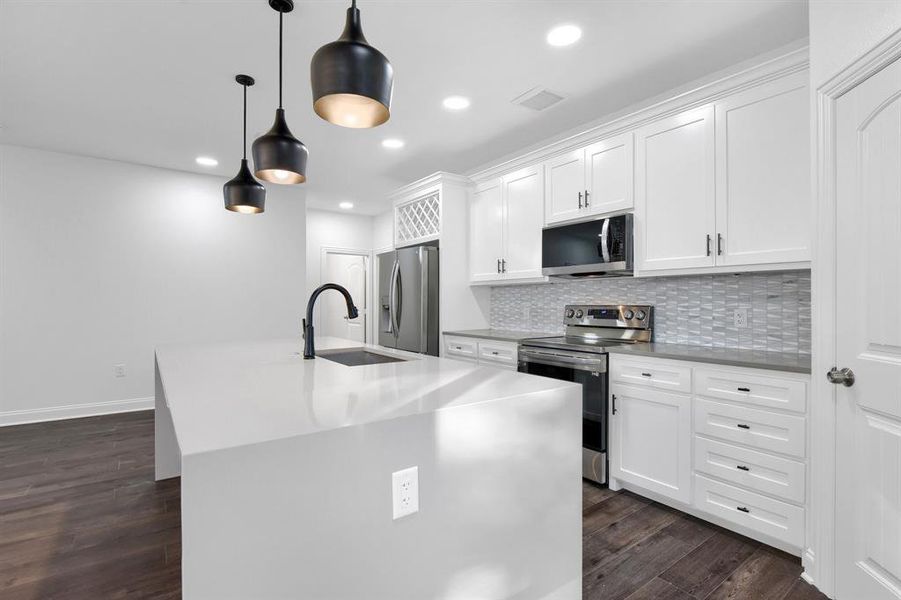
242 83 248 160
278 11 284 109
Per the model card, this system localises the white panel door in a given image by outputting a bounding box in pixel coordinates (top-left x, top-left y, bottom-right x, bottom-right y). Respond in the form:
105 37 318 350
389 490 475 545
835 53 901 600
584 133 633 216
321 253 367 343
469 179 505 283
715 72 810 266
635 105 716 272
610 383 692 503
502 166 544 280
544 150 585 225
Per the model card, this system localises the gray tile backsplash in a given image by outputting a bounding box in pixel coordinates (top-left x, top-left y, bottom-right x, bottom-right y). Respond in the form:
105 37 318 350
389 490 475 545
490 270 811 354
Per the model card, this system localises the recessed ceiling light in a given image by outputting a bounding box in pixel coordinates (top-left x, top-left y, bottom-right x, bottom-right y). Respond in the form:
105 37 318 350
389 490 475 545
195 156 219 167
339 202 354 210
382 138 405 149
546 24 582 47
442 96 471 111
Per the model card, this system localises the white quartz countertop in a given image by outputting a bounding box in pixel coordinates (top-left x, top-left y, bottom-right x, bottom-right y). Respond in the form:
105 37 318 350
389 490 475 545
155 337 578 457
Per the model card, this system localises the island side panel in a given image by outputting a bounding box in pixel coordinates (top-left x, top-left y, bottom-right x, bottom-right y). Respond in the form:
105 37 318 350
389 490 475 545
180 384 582 600
154 357 181 481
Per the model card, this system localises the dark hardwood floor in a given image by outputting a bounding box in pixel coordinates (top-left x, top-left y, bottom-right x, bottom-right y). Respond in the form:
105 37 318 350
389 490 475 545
0 411 828 599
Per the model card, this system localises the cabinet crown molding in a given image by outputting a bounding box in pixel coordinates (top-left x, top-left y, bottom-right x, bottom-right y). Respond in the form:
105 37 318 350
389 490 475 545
467 43 809 184
389 171 472 205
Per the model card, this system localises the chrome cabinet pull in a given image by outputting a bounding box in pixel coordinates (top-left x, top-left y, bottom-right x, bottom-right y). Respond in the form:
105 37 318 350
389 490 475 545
578 191 583 209
497 259 501 274
584 190 590 207
612 394 617 415
827 367 855 387
736 465 750 471
736 423 751 430
641 372 652 377
501 259 507 273
736 506 750 513
706 234 712 256
737 387 751 392
717 233 724 256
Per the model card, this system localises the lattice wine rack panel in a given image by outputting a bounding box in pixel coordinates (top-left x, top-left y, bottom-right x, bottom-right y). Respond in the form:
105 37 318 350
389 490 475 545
395 193 440 245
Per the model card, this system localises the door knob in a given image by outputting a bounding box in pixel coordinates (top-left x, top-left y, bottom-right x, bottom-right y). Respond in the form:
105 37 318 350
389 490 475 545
827 367 855 387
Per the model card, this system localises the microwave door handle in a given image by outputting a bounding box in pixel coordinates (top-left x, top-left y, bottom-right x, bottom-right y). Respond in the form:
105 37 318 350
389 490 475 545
600 218 611 263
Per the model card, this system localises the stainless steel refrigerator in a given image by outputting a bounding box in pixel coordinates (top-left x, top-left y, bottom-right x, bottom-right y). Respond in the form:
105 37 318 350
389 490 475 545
378 245 439 356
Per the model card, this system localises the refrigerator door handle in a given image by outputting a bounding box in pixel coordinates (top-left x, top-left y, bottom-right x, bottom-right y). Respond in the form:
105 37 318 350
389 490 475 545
419 248 429 353
392 260 404 336
389 260 400 336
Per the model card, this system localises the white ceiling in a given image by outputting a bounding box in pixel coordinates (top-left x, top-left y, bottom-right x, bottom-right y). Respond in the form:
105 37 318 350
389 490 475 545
0 0 808 215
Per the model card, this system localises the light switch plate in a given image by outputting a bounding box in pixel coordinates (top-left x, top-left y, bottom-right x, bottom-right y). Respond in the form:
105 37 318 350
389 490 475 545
392 466 419 520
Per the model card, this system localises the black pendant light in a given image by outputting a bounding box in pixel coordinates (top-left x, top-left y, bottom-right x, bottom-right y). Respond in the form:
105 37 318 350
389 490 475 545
224 75 266 214
252 0 308 185
311 0 394 129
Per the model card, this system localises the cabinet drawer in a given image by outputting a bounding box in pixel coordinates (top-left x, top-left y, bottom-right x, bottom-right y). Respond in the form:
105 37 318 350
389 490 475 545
478 341 517 366
694 368 807 413
611 359 692 393
444 336 477 359
694 436 805 504
694 398 806 458
694 474 804 548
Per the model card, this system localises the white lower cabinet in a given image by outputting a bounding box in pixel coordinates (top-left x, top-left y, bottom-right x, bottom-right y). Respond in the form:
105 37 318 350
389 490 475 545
609 383 692 504
443 335 518 371
609 355 810 555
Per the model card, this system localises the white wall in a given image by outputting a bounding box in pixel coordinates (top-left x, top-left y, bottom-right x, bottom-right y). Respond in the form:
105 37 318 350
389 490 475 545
809 0 901 87
372 210 393 251
0 145 306 424
304 209 373 298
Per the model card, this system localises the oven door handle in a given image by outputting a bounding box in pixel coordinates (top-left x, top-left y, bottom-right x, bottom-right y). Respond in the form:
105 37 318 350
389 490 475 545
518 348 606 373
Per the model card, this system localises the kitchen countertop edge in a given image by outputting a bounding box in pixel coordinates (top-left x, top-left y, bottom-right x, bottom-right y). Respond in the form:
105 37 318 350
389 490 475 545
605 343 812 375
443 329 558 343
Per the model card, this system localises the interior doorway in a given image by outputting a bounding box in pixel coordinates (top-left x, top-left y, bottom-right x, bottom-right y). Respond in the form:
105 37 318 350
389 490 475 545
319 249 369 343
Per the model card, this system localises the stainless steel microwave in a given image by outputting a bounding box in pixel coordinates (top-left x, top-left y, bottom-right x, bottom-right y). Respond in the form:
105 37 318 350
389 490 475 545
542 214 633 278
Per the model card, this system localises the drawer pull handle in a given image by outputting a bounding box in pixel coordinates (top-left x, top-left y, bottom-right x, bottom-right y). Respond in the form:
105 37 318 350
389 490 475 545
736 423 751 430
737 387 751 392
736 506 750 513
641 372 652 377
455 346 462 350
736 465 750 471
491 351 499 355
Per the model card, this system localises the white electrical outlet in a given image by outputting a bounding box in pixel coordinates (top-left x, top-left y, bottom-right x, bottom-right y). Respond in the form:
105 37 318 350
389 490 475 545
733 309 748 329
392 466 419 520
113 364 127 378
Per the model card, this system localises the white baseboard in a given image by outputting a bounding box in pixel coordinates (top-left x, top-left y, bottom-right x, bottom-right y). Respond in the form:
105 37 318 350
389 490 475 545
0 396 154 427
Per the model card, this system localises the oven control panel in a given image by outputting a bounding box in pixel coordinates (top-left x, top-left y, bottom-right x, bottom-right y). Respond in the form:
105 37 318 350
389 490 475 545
563 304 653 329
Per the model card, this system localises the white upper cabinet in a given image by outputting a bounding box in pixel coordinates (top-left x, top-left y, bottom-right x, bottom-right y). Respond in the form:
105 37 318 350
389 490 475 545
636 74 811 275
714 72 810 266
585 133 634 216
469 180 505 283
502 166 544 280
545 133 634 226
635 105 717 272
544 151 585 224
469 165 545 284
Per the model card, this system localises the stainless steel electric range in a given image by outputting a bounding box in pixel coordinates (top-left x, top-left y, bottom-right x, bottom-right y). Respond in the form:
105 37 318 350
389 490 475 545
518 304 653 485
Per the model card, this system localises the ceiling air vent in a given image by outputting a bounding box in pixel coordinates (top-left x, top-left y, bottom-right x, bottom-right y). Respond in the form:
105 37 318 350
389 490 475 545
511 86 566 111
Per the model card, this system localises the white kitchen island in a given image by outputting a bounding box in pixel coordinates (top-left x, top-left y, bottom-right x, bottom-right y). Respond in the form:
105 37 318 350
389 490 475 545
154 336 582 600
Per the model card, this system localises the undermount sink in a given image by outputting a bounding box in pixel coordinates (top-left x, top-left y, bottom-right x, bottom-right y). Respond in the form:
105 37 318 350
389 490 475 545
317 348 407 366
